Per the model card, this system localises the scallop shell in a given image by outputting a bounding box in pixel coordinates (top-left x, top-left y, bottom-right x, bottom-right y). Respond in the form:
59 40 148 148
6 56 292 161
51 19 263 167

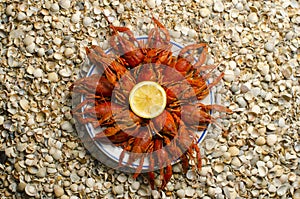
25 184 37 196
277 184 290 196
186 170 197 181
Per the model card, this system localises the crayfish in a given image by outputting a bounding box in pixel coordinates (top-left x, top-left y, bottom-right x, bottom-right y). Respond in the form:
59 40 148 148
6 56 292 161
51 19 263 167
71 14 232 190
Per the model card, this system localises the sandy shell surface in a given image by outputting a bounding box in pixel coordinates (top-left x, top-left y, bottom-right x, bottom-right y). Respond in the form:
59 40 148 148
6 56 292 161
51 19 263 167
0 0 299 198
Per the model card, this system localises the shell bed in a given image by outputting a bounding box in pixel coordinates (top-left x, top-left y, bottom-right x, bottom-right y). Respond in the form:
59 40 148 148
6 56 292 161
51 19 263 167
71 17 232 190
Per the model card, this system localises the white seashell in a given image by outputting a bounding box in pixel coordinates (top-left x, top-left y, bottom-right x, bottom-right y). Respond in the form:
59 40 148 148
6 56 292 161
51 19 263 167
33 68 44 78
70 184 78 192
185 186 195 197
277 184 290 196
36 167 47 178
64 48 74 58
61 121 73 132
205 139 216 151
53 52 63 60
268 184 277 193
186 170 197 180
200 7 211 18
59 67 72 77
83 17 93 27
71 12 81 23
26 43 36 54
27 166 39 174
230 9 239 18
264 41 275 52
117 173 127 183
86 178 95 188
137 185 151 196
112 185 124 195
70 172 80 182
251 105 261 114
257 166 268 177
130 181 140 192
248 12 258 23
223 70 235 82
213 0 224 12
176 189 185 198
25 184 37 196
17 12 27 21
151 190 160 199
147 0 156 8
266 123 276 131
50 3 60 12
59 0 71 9
24 35 35 46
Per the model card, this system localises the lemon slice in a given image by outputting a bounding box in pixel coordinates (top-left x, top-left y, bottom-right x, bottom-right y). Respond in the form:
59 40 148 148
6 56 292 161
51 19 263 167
129 81 167 119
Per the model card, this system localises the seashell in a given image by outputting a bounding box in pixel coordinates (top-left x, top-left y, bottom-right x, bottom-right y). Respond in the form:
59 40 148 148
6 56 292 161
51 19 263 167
248 12 258 23
228 146 239 156
266 123 276 131
294 189 300 199
5 147 17 158
59 0 71 9
17 181 26 192
185 186 195 197
19 98 30 111
151 190 160 199
54 185 64 197
130 181 140 192
36 167 47 178
53 52 63 60
147 0 156 9
251 105 261 114
255 136 266 146
257 166 268 177
70 184 78 192
205 139 217 151
61 120 73 132
0 116 4 125
117 173 127 183
138 185 151 196
59 67 72 77
213 0 224 12
186 170 197 180
103 181 112 189
230 9 239 18
86 178 95 188
112 185 124 195
231 157 241 167
16 142 27 152
277 184 290 196
281 66 292 78
223 70 235 82
260 115 272 125
25 184 37 196
266 134 277 146
27 166 39 174
213 163 224 173
176 189 185 198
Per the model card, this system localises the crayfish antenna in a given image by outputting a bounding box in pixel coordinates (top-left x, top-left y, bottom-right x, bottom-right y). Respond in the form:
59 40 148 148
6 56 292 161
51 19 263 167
207 72 225 90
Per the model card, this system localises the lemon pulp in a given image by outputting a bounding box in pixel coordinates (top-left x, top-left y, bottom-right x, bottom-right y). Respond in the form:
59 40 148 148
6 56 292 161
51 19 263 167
129 81 167 119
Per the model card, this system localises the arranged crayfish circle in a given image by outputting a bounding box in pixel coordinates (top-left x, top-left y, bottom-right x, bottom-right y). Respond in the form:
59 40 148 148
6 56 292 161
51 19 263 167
71 17 232 190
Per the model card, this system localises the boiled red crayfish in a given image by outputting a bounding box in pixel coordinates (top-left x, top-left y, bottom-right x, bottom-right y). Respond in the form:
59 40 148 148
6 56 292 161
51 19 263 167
71 14 232 190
